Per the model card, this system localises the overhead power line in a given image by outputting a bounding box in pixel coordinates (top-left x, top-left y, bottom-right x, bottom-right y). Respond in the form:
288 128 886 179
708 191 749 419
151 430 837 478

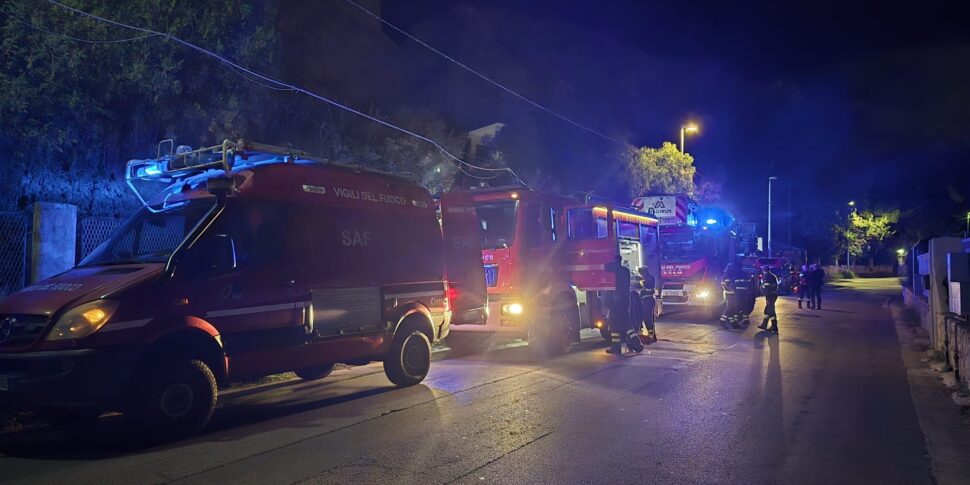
41 0 526 186
1 10 161 44
339 0 626 147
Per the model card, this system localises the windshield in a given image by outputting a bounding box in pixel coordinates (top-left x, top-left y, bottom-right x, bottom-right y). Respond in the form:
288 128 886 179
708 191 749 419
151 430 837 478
476 201 518 249
79 199 215 267
660 228 700 261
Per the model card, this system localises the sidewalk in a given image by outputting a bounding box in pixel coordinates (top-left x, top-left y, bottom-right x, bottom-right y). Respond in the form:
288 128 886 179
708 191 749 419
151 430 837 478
891 297 970 484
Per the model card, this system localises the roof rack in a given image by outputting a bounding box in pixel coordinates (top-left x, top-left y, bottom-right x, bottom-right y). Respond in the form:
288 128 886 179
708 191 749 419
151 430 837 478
125 139 320 208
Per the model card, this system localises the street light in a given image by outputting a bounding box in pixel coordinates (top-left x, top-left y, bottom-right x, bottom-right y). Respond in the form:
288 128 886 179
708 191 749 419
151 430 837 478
846 201 856 269
768 176 778 257
680 123 699 153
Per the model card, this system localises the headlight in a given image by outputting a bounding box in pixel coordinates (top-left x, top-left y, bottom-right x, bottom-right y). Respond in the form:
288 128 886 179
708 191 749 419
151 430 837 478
501 303 524 315
696 289 711 299
46 300 119 341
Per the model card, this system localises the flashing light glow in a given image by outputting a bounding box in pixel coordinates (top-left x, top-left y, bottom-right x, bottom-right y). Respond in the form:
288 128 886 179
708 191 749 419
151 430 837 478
705 218 718 225
591 206 657 225
503 303 524 315
696 289 711 299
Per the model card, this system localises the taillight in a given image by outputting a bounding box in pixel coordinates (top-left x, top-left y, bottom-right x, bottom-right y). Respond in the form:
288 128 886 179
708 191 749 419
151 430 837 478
447 286 460 309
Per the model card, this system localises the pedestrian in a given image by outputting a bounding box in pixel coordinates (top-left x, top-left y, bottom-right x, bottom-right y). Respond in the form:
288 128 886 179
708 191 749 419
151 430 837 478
810 264 825 310
605 255 643 354
797 265 811 309
637 266 658 343
758 266 780 333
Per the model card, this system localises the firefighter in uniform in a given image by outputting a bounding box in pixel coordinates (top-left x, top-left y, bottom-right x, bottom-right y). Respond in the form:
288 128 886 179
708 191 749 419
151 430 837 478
758 266 780 333
720 263 742 329
739 269 758 327
605 255 644 354
637 266 658 343
797 265 810 309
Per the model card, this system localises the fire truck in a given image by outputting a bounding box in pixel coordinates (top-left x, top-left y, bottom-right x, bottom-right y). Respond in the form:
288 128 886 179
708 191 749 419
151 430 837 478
449 187 661 349
633 194 735 318
0 139 485 440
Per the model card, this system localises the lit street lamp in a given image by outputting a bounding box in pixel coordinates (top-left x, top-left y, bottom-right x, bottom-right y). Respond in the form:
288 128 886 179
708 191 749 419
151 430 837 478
768 176 778 257
680 123 699 153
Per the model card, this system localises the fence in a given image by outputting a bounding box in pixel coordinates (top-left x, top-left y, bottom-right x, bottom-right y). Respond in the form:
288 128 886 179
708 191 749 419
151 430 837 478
77 216 124 263
0 212 28 298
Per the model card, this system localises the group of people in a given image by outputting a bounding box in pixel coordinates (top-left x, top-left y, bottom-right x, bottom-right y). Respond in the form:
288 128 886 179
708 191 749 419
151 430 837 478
604 255 658 355
604 256 826 354
796 264 826 310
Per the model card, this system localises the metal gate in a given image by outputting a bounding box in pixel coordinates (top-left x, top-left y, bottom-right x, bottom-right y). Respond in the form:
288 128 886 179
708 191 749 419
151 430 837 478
77 216 124 263
0 212 28 298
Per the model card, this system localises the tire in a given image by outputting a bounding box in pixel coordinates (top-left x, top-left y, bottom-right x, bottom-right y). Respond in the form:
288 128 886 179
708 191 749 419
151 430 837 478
531 301 576 356
130 359 217 441
600 326 613 344
384 329 432 387
295 363 337 381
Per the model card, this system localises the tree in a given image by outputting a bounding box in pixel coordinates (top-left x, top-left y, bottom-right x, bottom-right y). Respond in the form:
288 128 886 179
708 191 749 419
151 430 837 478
621 142 696 199
842 209 900 266
0 0 285 216
694 177 724 205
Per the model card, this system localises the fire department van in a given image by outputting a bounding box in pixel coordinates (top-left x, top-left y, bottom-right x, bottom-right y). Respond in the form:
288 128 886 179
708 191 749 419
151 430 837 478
0 140 484 439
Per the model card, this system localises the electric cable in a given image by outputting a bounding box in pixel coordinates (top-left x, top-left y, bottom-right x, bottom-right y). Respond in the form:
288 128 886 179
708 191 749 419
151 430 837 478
43 0 525 185
339 0 626 147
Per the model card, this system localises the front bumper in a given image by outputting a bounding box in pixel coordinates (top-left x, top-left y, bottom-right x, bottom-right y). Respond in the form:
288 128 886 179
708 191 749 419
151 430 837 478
0 347 140 409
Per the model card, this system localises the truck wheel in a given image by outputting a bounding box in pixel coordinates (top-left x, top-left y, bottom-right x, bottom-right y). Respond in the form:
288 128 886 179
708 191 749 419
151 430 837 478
600 327 613 344
132 359 217 441
384 329 431 387
532 303 576 356
295 363 337 381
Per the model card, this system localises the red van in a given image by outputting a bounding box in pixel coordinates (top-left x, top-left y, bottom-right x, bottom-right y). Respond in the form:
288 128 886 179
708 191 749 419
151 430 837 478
0 140 484 439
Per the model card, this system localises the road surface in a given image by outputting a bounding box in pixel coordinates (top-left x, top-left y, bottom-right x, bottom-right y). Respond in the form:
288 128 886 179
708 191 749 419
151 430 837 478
0 278 936 484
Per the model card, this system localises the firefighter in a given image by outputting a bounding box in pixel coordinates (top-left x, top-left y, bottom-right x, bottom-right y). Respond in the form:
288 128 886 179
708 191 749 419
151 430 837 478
796 265 810 309
810 264 825 310
720 263 742 329
758 265 780 333
637 266 658 343
738 268 758 327
605 255 643 354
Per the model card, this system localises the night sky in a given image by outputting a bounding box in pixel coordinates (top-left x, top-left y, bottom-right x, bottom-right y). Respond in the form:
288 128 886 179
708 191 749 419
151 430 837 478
373 0 970 229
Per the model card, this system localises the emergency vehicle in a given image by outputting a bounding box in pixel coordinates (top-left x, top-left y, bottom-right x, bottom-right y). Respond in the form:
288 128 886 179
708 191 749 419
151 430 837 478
448 187 581 354
562 203 662 342
633 194 735 318
0 139 485 439
449 188 661 350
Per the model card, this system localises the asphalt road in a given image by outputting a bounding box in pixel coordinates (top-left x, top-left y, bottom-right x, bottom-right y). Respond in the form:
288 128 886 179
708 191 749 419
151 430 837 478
0 278 935 484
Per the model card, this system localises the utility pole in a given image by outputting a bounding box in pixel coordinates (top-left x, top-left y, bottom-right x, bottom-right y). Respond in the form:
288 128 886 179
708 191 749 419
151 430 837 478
847 201 856 268
768 176 777 257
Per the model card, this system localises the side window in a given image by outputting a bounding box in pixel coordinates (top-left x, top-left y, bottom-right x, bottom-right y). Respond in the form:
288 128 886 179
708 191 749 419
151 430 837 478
522 203 542 248
224 201 287 267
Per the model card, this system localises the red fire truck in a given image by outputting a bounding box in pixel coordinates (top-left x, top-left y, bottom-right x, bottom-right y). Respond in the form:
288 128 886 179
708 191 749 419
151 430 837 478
633 195 735 318
448 187 661 350
448 188 581 354
0 140 485 439
562 203 662 341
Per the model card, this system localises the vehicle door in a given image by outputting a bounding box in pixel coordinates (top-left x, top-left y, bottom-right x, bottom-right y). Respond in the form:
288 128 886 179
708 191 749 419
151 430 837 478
438 191 488 325
562 205 617 291
169 200 304 364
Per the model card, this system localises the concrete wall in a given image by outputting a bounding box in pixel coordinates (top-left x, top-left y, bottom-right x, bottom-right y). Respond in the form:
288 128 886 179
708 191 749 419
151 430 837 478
29 203 77 283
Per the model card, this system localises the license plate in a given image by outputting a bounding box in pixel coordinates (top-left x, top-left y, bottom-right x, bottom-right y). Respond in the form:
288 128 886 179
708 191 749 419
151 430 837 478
0 376 8 392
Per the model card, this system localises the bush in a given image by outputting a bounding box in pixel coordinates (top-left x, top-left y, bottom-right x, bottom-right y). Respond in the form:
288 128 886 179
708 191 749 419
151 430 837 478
840 269 858 279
